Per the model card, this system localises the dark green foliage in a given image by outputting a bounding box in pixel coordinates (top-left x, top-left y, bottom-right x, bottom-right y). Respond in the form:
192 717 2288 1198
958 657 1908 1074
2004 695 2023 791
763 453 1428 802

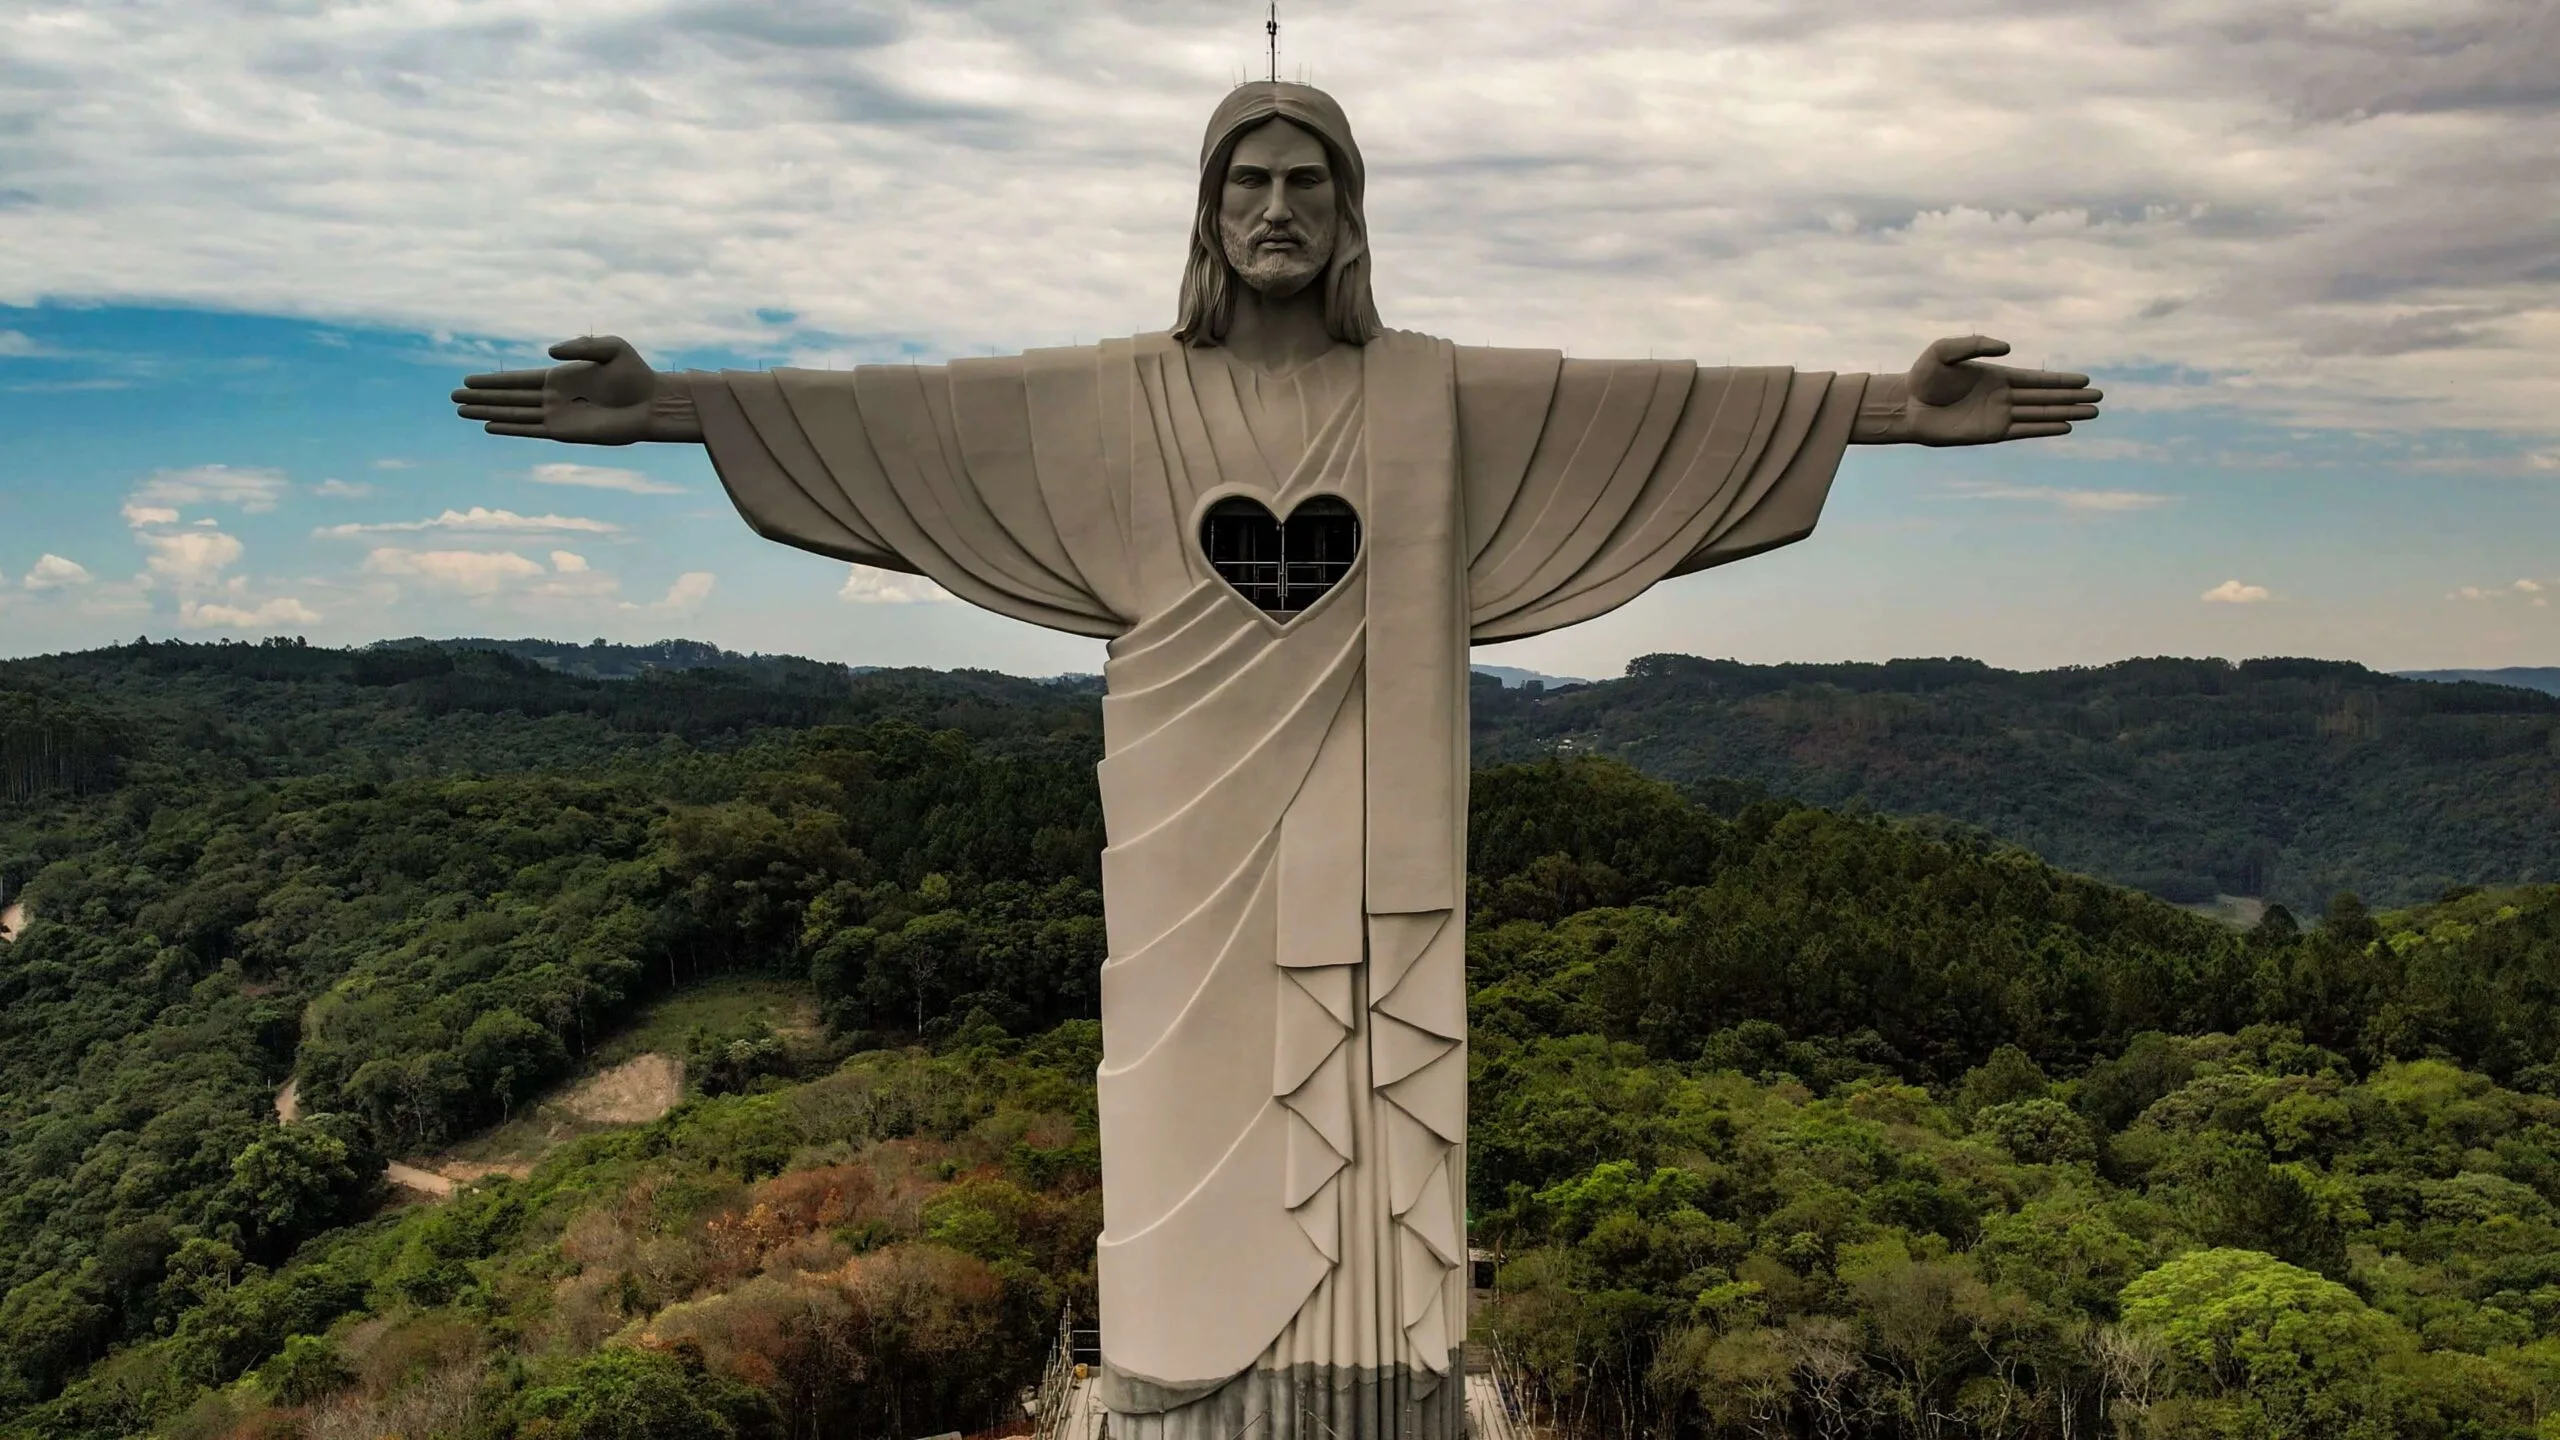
516 1345 780 1440
1473 654 2560 907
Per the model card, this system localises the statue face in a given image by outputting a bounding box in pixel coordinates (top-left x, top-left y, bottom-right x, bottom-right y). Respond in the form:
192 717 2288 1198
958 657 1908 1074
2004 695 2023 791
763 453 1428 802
1217 118 1337 300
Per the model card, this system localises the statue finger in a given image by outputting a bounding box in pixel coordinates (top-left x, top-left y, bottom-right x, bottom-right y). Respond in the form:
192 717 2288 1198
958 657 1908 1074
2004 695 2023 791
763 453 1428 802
2003 420 2072 440
2009 404 2101 422
549 336 630 363
1999 369 2092 390
1930 335 2011 365
2008 386 2102 405
484 421 553 438
461 369 550 390
452 388 551 407
459 404 548 424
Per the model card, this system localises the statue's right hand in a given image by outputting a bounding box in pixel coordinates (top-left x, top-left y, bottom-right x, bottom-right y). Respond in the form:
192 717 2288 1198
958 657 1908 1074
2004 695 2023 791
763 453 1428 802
451 336 657 445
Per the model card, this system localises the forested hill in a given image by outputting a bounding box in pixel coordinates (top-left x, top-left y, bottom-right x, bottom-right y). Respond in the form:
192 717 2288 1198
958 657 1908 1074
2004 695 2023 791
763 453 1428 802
1473 653 2560 909
8 638 2556 914
6 631 2560 1437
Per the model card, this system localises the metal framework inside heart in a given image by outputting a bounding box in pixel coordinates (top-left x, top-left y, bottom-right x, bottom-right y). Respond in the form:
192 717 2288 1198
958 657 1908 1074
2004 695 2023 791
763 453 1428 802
1198 495 1362 616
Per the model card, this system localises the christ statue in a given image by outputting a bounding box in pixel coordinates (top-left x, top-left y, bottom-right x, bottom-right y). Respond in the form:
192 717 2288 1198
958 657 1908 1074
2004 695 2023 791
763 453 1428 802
453 81 2101 1440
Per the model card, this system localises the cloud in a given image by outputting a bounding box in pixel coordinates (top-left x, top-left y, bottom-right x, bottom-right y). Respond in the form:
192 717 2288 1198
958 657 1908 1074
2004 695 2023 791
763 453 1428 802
2202 579 2274 604
0 0 2552 442
528 462 687 496
370 458 415 470
22 554 93 591
130 464 288 513
841 567 953 604
0 331 59 358
316 507 621 538
121 503 180 527
1945 482 2173 513
315 478 374 498
2038 437 2170 463
629 572 716 618
364 547 549 596
2449 579 2549 601
180 596 321 629
551 550 591 573
138 529 245 586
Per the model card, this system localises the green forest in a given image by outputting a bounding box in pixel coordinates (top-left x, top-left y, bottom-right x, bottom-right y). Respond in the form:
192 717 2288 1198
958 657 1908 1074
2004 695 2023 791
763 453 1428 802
4 638 2560 1438
1473 653 2560 910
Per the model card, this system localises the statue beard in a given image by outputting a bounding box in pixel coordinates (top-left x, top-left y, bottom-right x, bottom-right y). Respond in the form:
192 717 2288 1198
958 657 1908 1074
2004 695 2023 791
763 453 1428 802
1220 217 1333 300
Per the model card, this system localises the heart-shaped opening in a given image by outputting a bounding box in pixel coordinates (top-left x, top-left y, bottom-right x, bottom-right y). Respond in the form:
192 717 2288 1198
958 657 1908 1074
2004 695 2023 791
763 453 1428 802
1199 494 1361 617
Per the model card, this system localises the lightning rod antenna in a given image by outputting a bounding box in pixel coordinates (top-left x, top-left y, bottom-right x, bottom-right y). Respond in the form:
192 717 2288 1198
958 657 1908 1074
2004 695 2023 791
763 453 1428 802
1266 3 1279 83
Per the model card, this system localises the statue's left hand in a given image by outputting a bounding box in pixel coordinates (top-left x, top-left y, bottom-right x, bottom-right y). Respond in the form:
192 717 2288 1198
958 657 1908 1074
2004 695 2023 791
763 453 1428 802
1876 335 2103 446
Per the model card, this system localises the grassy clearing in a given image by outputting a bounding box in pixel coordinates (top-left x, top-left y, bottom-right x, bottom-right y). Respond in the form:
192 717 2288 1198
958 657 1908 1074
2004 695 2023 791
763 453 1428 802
426 975 818 1171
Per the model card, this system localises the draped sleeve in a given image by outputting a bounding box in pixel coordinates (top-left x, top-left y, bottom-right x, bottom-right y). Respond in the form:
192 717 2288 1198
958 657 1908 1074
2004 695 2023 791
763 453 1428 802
689 348 1137 639
1457 347 1869 643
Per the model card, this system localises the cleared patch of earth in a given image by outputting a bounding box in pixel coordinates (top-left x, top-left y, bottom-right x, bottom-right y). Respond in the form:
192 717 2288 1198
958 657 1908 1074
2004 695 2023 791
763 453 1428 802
561 1052 685 1124
1 901 24 944
281 1052 683 1204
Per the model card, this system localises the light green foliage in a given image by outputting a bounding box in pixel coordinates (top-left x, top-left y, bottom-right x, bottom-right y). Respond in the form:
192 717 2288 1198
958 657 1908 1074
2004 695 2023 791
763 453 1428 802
2120 1248 2420 1437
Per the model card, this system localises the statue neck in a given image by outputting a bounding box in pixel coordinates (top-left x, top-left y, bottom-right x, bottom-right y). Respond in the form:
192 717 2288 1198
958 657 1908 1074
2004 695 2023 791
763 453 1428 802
1222 281 1342 377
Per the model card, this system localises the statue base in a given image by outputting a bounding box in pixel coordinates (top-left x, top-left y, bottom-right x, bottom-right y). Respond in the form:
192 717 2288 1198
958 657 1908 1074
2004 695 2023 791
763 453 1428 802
1105 1356 1466 1440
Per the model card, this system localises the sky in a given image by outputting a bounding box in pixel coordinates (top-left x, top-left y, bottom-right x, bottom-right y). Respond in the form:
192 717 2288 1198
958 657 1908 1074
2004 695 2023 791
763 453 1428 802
1 0 2554 679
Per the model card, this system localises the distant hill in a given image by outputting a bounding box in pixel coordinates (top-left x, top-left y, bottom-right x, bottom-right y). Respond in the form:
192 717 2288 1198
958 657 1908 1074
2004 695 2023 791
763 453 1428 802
2400 666 2560 697
11 638 2551 911
1473 653 2560 909
1471 663 1593 689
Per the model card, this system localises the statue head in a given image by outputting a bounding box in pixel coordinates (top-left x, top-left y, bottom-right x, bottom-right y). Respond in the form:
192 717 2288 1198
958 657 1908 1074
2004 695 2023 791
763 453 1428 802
1174 82 1383 347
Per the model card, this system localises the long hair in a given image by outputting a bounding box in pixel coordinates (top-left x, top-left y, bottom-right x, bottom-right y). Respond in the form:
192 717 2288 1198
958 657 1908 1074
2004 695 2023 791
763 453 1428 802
1173 83 1383 347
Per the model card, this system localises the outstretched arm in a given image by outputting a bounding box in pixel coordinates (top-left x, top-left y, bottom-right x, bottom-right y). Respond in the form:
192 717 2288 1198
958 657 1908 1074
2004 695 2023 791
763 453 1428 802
450 337 703 445
1850 335 2102 446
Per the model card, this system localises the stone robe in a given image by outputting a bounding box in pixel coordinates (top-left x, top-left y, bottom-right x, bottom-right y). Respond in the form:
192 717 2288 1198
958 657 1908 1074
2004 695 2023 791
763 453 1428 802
693 330 1865 1440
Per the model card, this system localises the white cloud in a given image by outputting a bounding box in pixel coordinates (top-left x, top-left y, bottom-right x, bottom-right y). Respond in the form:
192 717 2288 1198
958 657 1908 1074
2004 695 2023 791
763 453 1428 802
629 572 717 618
138 529 246 586
528 463 687 496
841 567 954 605
0 0 2550 442
550 550 591 573
121 503 180 527
316 507 621 538
2449 579 2549 601
370 458 415 470
130 464 288 513
2202 579 2274 604
23 554 94 591
315 478 374 498
364 547 549 595
1945 482 2173 513
0 331 58 358
180 596 321 629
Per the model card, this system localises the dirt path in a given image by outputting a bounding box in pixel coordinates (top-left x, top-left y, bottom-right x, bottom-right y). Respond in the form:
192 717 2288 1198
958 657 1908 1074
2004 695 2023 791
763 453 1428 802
384 1162 454 1197
275 1079 301 1125
1 901 24 944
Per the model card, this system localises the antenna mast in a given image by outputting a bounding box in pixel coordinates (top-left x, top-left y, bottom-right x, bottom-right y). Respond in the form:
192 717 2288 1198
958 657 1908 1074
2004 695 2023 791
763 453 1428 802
1266 2 1279 82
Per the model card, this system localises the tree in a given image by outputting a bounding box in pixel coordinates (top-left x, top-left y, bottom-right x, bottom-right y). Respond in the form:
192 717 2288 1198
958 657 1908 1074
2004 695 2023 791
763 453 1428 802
2118 1247 2418 1437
